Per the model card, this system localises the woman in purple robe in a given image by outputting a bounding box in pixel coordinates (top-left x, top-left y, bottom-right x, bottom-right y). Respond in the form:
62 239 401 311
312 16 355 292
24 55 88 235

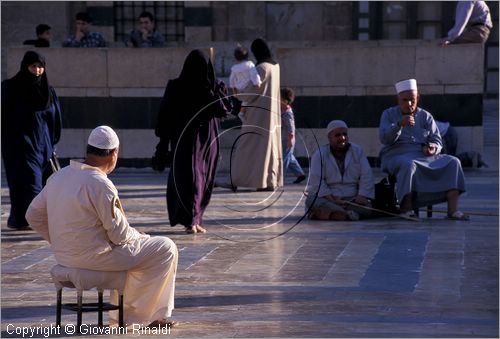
153 49 230 234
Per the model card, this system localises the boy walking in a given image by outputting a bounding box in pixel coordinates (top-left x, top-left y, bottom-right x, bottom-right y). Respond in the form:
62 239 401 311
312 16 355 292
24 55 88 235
281 87 306 184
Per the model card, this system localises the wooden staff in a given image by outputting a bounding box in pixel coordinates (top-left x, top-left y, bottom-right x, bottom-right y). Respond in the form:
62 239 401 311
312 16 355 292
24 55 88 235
425 209 498 217
339 200 420 222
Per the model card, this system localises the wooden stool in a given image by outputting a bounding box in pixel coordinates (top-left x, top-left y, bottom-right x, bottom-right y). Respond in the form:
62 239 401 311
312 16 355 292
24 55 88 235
50 264 126 331
388 174 433 217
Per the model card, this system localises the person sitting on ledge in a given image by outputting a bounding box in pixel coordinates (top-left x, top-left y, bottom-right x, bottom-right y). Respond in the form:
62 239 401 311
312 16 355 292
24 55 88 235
63 12 106 48
378 79 469 220
305 120 374 221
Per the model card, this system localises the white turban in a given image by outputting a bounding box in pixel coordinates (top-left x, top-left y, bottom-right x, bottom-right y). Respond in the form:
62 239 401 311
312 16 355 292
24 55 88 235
395 79 417 94
326 120 348 135
88 126 119 150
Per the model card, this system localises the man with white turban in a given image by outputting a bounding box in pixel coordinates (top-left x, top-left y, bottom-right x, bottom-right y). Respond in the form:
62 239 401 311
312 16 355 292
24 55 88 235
26 125 178 327
379 79 469 220
305 120 374 221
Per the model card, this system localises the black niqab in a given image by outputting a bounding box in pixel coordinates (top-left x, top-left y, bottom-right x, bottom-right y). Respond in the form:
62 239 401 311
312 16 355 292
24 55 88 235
178 49 215 91
251 38 277 66
10 51 51 111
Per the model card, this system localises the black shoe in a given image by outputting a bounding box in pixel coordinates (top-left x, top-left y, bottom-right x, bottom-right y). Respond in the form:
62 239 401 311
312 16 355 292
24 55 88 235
293 175 306 184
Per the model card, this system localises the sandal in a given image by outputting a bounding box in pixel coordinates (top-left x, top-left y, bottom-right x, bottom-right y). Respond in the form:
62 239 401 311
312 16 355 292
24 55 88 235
446 211 470 220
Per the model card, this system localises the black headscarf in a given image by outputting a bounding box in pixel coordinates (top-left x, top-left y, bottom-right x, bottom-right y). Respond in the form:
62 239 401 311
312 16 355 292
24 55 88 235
10 51 52 110
251 38 277 66
178 49 215 91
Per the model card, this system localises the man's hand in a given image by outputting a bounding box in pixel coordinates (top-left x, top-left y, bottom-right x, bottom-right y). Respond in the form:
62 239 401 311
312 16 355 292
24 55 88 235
399 115 415 127
422 144 437 156
353 195 370 206
75 28 84 42
140 27 150 40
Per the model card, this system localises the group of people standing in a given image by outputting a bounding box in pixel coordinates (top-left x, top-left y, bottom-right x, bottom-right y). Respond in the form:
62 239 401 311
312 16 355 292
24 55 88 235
153 38 287 233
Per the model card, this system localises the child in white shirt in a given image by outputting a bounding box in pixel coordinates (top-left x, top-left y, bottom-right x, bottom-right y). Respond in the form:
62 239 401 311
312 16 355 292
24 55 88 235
229 45 262 123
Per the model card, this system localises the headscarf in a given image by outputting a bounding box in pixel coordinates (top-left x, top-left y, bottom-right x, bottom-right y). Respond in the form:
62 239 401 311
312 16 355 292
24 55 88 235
10 51 51 110
178 49 215 91
251 38 277 65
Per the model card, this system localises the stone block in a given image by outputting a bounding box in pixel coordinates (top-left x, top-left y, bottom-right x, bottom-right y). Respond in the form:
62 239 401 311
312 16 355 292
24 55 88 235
346 87 366 96
278 45 416 87
418 85 444 95
416 44 484 86
184 26 212 43
86 87 110 97
6 48 108 88
227 2 265 27
266 2 323 41
300 87 347 96
55 87 87 97
110 88 165 98
118 129 157 158
107 48 194 87
57 129 88 158
366 86 395 96
444 84 484 94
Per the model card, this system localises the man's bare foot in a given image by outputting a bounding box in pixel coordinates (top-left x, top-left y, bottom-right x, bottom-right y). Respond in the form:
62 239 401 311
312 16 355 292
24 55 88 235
147 319 178 328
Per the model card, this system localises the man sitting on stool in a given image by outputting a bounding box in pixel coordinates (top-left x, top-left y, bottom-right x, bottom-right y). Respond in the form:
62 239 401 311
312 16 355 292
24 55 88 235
378 79 469 220
26 126 178 327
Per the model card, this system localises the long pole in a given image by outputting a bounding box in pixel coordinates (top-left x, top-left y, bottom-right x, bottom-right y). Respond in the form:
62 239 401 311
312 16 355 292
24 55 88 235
340 200 420 222
425 209 498 217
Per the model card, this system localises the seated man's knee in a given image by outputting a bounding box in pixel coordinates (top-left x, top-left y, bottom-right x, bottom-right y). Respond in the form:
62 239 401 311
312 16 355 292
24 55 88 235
158 237 178 263
398 160 416 174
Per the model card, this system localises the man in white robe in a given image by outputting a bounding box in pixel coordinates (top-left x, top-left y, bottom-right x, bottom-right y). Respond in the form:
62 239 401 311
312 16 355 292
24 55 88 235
26 125 178 327
305 120 374 221
379 79 468 220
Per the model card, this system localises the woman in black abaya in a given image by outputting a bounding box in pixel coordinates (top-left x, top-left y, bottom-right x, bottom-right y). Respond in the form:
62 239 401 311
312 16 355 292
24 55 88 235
153 49 230 234
1 51 62 229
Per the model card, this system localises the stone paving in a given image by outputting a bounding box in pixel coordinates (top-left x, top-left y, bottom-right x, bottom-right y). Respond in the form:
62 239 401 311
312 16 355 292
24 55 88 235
1 101 498 338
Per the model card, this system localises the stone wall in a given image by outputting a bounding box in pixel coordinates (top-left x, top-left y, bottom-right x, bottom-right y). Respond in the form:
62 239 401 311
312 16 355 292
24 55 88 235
4 41 485 168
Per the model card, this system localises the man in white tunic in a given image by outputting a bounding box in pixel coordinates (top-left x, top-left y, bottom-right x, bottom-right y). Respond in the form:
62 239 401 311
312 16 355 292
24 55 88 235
379 79 468 220
305 120 374 221
26 126 178 327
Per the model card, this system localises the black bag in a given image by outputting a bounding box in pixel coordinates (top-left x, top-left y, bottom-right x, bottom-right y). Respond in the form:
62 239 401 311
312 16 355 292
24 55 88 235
373 177 399 214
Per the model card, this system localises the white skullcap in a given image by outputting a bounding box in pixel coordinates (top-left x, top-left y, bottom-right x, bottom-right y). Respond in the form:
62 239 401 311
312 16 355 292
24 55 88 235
327 120 348 135
395 79 417 94
87 126 119 150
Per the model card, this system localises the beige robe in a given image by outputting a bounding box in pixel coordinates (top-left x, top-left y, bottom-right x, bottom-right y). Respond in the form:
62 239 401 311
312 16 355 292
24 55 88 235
231 62 283 189
26 160 178 326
